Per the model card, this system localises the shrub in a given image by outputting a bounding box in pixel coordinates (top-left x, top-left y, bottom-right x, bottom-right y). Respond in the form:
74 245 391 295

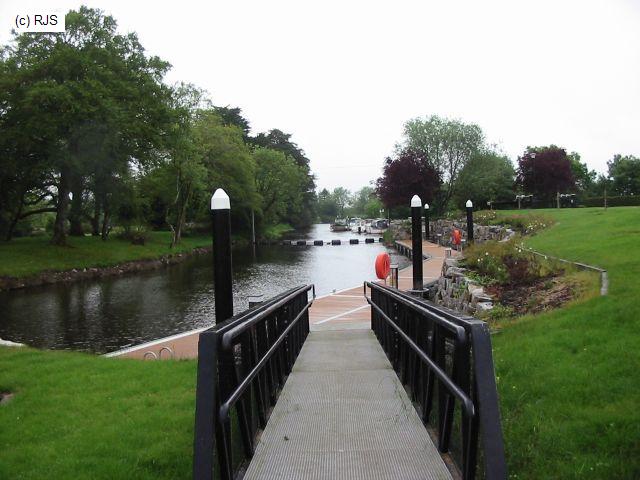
462 237 563 286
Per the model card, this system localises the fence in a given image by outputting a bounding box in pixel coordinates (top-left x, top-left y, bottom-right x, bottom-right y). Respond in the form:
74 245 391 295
193 284 314 480
365 281 507 480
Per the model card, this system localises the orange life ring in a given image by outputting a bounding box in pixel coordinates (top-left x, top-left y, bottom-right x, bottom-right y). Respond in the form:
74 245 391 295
452 229 462 245
375 252 391 279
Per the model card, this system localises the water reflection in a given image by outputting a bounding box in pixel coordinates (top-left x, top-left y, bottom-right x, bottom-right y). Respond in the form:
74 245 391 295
0 225 408 353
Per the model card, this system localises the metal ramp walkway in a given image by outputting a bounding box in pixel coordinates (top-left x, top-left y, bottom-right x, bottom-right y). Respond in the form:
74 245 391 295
244 329 452 479
193 283 506 480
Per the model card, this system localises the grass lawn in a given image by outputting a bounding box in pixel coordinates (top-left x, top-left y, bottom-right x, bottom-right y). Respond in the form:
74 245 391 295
0 207 638 479
489 207 640 479
0 348 197 479
0 232 210 279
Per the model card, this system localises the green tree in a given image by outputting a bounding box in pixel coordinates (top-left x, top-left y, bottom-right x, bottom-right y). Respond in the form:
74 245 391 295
0 7 172 245
195 111 259 228
251 129 316 227
454 151 515 208
568 152 597 195
331 187 351 217
400 115 484 210
316 188 338 223
350 187 374 216
364 197 384 219
213 106 250 139
608 154 640 196
254 147 306 226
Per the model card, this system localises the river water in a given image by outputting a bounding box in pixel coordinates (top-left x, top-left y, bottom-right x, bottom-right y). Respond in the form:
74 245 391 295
0 224 408 354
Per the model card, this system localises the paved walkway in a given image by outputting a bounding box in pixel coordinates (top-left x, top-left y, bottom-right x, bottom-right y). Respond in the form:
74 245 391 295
243 328 452 480
308 240 449 331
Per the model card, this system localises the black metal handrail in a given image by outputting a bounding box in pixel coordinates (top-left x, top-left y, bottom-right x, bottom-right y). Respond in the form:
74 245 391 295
365 281 507 480
193 284 314 480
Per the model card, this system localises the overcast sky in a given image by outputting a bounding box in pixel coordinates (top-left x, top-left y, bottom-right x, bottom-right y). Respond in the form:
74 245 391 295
2 0 639 193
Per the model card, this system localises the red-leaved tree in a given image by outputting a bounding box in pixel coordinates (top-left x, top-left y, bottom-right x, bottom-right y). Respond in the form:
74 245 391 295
516 146 575 200
375 149 441 208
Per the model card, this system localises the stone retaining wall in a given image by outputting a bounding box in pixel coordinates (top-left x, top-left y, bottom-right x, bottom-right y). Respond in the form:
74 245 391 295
390 218 514 246
430 257 494 315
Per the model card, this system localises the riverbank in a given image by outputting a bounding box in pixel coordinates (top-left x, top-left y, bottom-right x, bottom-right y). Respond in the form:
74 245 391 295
0 232 211 291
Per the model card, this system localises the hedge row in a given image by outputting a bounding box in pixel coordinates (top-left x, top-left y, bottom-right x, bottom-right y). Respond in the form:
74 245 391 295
582 195 640 207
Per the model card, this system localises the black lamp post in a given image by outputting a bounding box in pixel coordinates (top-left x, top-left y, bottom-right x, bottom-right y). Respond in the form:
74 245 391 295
424 203 430 240
211 188 233 322
411 195 423 291
466 199 474 244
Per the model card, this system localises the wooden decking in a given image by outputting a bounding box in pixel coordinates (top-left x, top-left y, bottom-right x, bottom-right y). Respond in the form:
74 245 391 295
106 240 451 359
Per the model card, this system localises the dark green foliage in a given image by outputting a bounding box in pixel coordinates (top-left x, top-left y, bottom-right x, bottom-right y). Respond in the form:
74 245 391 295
0 8 314 246
607 154 640 196
453 151 515 209
582 195 640 207
251 129 316 228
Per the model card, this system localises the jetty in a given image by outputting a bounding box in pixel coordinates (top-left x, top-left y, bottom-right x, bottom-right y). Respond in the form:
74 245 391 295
109 194 505 480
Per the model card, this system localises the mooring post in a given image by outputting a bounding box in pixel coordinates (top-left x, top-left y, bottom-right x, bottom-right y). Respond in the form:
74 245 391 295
424 203 430 241
466 199 474 244
411 195 423 292
212 188 234 321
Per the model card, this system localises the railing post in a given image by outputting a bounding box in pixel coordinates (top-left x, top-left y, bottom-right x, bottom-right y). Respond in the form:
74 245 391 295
193 331 218 480
411 195 424 292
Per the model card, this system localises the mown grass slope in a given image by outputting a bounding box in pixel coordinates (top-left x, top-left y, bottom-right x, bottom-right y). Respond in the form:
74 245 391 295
0 348 196 479
490 207 640 479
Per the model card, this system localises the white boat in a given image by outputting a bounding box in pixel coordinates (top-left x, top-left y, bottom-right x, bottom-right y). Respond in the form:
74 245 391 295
330 218 349 232
348 217 366 234
366 218 389 234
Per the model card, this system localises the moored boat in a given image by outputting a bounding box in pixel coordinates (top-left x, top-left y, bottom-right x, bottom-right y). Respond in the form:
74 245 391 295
348 217 366 234
330 218 349 232
365 218 389 234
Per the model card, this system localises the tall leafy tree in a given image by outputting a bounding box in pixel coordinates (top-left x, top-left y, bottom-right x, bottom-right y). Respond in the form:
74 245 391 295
251 129 316 227
213 106 250 138
350 187 374 215
195 111 259 228
516 146 575 200
567 152 597 195
0 7 172 244
253 147 306 225
607 154 640 196
316 188 338 223
400 115 484 209
454 151 515 208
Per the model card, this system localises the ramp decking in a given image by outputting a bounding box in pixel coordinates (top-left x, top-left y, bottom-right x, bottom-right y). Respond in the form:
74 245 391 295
243 329 452 480
243 241 455 478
